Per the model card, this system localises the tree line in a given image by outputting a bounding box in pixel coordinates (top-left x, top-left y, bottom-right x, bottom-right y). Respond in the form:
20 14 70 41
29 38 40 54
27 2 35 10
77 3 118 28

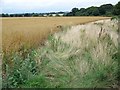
1 1 120 17
1 12 67 17
66 1 120 16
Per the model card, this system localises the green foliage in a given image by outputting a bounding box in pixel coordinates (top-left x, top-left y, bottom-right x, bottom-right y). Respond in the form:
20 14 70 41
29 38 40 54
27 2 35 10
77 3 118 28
99 4 113 15
67 3 116 16
2 49 39 88
86 6 100 16
71 8 79 16
113 1 120 15
22 74 51 88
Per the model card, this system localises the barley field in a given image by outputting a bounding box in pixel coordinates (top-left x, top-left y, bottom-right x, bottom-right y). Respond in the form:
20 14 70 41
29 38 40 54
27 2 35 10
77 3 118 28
2 17 110 53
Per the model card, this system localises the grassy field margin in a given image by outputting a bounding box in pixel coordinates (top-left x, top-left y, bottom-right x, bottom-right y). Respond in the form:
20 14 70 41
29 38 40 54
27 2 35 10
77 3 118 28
2 18 119 88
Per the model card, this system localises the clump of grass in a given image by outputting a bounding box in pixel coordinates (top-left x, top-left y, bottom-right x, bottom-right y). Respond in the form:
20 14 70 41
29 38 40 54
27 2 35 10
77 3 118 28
22 74 52 88
23 28 118 88
33 19 118 88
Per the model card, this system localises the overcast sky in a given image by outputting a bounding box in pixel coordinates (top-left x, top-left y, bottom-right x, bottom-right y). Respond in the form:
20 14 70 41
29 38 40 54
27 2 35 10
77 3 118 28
1 0 120 14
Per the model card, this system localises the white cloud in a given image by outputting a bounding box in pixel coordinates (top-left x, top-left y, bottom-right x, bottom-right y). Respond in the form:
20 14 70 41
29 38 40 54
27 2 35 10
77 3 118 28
2 0 120 13
3 0 57 8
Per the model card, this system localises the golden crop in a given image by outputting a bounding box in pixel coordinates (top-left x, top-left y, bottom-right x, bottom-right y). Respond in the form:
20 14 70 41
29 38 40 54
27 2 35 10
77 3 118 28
2 17 110 53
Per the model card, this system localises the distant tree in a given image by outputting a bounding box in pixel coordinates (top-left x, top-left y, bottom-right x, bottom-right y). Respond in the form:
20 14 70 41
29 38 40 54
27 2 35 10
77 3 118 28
106 11 113 16
14 14 20 17
99 4 113 15
24 13 31 17
75 8 86 16
86 6 100 16
66 12 74 16
2 14 5 17
113 1 120 16
75 11 81 16
92 7 100 16
71 8 79 16
9 14 14 17
2 13 9 17
58 12 64 14
32 13 39 17
79 8 86 13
